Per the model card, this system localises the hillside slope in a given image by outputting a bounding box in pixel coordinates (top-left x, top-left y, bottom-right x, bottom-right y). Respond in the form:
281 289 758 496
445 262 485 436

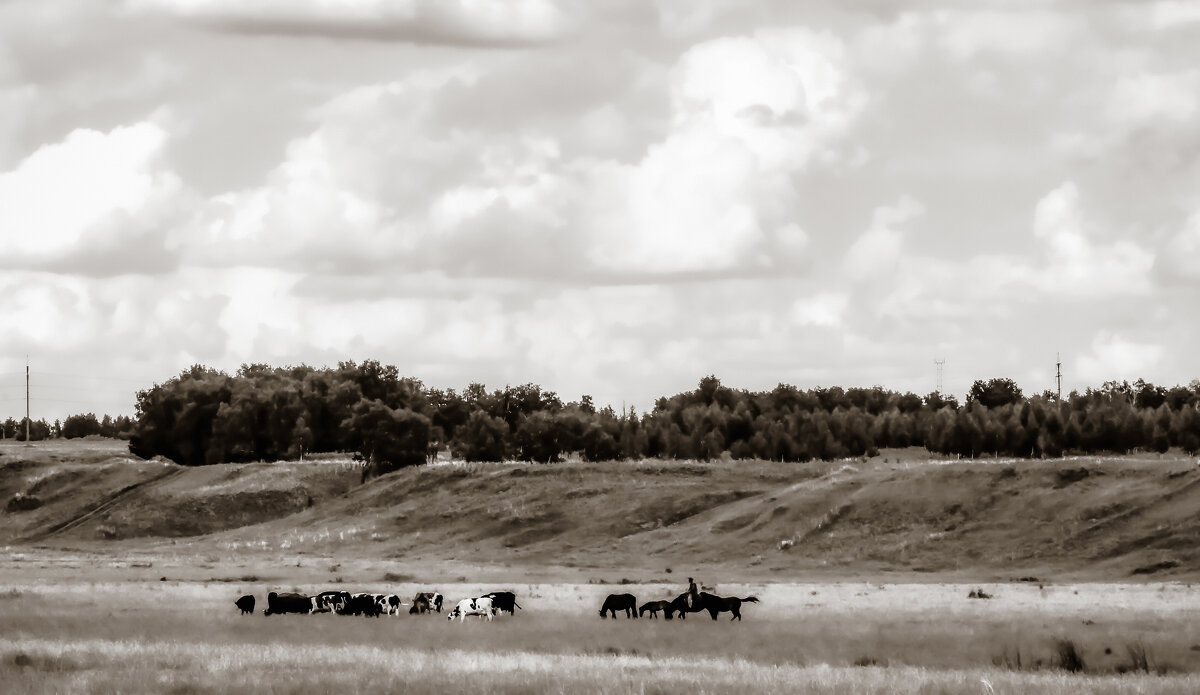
2 441 1198 580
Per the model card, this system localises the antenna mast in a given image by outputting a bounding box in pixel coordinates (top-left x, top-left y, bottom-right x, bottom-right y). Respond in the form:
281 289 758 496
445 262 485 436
1056 352 1062 400
25 356 30 443
934 358 945 394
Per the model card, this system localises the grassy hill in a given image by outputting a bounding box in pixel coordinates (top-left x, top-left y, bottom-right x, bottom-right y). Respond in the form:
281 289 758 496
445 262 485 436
2 439 1198 580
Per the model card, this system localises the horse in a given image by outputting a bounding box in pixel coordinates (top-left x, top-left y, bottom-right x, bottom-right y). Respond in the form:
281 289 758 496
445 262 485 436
638 600 675 619
599 593 638 618
669 592 759 621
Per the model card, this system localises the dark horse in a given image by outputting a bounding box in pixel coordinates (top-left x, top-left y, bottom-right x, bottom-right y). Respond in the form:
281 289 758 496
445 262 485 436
669 592 759 621
638 600 675 619
599 593 638 618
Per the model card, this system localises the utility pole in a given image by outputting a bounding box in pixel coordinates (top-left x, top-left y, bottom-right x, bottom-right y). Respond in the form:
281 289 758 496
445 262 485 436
1056 352 1062 401
25 356 30 444
935 358 945 394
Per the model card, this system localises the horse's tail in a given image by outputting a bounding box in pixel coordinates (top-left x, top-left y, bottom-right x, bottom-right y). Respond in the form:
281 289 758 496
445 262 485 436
741 596 760 603
514 601 522 610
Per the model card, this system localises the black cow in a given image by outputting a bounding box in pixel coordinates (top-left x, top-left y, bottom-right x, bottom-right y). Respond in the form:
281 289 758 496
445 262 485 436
599 593 637 619
235 595 255 615
482 591 521 615
337 593 382 617
264 592 313 616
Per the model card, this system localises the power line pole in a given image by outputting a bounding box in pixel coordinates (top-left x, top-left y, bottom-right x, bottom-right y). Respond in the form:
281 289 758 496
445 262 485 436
934 358 945 394
25 356 31 444
1056 352 1062 401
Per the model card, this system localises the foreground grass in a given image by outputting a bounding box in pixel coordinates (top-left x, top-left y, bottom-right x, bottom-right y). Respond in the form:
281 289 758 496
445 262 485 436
3 578 1200 693
3 636 1198 695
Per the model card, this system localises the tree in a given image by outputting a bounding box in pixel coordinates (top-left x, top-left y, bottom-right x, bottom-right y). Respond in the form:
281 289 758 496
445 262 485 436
515 410 561 463
967 378 1024 409
62 413 103 439
454 410 510 462
345 400 431 480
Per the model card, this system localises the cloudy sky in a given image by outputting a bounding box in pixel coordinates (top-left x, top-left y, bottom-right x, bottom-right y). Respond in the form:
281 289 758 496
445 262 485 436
2 0 1199 422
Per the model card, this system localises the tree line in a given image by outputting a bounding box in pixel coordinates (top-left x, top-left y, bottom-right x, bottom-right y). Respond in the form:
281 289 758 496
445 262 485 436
122 362 1200 477
1 413 134 441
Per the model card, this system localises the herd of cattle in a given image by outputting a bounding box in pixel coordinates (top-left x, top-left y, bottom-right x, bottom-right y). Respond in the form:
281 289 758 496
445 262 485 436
234 589 757 621
234 590 521 620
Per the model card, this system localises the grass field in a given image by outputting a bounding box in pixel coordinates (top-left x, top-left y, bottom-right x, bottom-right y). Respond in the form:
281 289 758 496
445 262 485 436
2 562 1200 694
4 441 1200 692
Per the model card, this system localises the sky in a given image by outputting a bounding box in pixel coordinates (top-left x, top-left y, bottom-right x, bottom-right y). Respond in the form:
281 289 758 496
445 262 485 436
2 0 1199 423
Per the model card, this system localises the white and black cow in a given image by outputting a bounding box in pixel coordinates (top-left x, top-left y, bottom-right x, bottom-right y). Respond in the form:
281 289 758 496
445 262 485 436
380 594 404 616
314 591 351 613
447 597 495 622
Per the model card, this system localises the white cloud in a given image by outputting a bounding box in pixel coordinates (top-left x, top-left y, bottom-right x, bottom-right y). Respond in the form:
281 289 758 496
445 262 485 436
1105 71 1199 128
1160 211 1200 283
584 29 865 274
1077 332 1165 384
933 9 1081 62
792 292 848 327
844 196 924 280
1031 182 1154 296
0 120 184 272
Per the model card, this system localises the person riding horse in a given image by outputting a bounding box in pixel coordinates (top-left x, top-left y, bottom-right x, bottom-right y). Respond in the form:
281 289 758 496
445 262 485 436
686 577 699 609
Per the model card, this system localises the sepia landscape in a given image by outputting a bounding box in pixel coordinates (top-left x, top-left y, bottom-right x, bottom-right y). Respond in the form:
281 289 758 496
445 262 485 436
4 0 1200 692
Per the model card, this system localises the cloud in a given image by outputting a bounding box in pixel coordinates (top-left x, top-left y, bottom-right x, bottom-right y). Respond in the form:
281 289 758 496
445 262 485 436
131 0 581 46
0 120 185 275
1077 332 1165 385
844 196 923 280
1158 211 1200 284
583 29 866 274
1031 182 1155 296
792 292 848 327
933 9 1082 62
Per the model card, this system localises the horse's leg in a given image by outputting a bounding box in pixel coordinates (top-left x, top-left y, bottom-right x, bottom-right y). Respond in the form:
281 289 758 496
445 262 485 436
708 607 719 620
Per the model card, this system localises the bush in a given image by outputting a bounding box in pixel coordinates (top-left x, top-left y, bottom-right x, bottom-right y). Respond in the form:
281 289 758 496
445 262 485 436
1055 639 1085 672
6 493 42 512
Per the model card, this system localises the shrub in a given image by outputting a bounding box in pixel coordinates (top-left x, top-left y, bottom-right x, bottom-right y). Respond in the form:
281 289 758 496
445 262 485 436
6 492 42 512
1055 639 1085 672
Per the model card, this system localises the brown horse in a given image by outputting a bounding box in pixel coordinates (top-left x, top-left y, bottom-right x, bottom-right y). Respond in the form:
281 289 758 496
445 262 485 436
669 592 759 621
638 600 675 619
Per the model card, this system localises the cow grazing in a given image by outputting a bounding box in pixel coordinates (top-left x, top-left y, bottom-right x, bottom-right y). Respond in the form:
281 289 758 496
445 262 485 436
482 591 521 616
264 592 314 616
599 593 638 619
638 600 673 619
381 594 403 616
314 591 351 613
235 595 255 615
447 597 495 622
337 594 382 617
410 591 442 614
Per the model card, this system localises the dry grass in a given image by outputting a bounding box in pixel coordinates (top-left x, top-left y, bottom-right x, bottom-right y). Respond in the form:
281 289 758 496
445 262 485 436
1 574 1199 693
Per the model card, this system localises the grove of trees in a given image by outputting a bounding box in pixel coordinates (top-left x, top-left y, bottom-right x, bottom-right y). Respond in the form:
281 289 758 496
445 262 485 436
0 414 133 441
121 362 1200 477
